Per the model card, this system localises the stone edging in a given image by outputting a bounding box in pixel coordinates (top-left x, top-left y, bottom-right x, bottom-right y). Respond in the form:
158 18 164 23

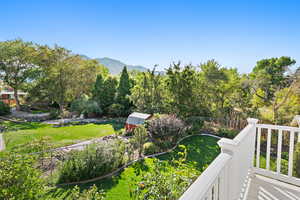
56 133 220 186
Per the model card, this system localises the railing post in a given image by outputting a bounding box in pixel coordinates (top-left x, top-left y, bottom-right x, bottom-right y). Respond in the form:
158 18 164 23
217 118 258 200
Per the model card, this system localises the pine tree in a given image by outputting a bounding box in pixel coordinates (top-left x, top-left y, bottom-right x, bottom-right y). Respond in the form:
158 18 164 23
92 74 118 114
116 66 132 114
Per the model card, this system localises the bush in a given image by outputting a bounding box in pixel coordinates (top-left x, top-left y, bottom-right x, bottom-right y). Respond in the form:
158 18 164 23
217 128 238 139
57 139 126 183
130 145 198 200
107 103 125 117
147 115 187 149
0 153 45 200
70 96 102 117
143 142 160 155
185 116 204 134
0 101 10 115
130 126 148 157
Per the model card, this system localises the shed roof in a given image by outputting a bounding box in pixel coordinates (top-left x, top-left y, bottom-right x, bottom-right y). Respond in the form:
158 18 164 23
126 112 151 125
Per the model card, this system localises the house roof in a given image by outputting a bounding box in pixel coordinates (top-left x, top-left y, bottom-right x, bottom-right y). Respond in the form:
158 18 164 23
126 112 151 125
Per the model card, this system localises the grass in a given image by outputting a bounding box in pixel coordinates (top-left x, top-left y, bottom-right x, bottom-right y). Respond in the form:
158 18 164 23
2 121 124 152
47 135 220 200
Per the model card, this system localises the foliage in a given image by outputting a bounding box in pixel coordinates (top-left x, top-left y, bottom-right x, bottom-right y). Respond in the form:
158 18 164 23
0 153 45 200
57 139 126 183
143 142 160 155
217 128 239 139
0 39 40 110
147 115 187 149
250 57 298 123
116 66 132 115
130 145 198 200
166 63 208 118
92 75 118 114
70 95 102 117
130 125 148 157
28 45 107 113
0 101 10 115
67 185 105 200
185 116 204 134
130 68 166 113
107 103 125 117
295 142 300 177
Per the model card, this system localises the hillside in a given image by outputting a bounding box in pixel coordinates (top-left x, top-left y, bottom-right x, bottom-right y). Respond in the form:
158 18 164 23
96 57 147 75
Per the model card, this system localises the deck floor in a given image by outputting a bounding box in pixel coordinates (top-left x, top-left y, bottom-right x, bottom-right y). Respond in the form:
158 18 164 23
246 174 300 200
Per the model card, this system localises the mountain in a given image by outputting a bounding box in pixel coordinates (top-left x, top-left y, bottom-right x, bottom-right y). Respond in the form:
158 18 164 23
96 57 148 75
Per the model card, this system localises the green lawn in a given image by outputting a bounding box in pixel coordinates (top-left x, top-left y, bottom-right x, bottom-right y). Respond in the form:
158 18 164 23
2 121 124 152
48 135 220 200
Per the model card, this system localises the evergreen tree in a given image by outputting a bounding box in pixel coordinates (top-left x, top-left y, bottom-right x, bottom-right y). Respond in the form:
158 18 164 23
92 74 105 108
116 66 132 114
92 74 118 114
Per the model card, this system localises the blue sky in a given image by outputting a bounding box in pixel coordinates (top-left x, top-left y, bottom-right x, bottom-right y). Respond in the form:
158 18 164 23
0 0 299 73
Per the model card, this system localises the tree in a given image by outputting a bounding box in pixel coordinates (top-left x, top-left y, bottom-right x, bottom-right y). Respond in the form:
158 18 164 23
166 62 207 118
130 67 166 113
93 75 118 114
250 57 297 123
0 39 39 110
116 66 132 115
28 45 105 114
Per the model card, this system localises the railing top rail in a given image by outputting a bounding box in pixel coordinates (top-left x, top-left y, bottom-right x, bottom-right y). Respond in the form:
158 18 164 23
256 124 300 132
179 153 231 200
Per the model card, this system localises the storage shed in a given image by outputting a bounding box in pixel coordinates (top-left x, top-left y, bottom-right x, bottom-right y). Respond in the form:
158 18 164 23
125 112 152 131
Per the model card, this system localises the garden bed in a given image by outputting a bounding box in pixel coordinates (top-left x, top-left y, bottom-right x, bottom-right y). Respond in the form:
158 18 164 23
47 135 221 200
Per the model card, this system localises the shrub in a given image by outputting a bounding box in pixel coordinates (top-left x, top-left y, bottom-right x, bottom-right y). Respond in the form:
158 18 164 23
71 96 102 117
147 115 187 149
185 116 204 134
0 101 10 115
0 153 45 200
143 142 160 155
130 145 198 200
217 128 238 139
57 139 126 183
130 126 148 157
107 103 125 117
68 185 105 200
294 142 300 178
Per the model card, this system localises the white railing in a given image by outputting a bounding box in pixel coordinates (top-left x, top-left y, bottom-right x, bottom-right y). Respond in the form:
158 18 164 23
254 124 300 185
180 118 258 200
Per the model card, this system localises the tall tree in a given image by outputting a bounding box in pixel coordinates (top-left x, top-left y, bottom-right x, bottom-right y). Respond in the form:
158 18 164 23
166 62 207 117
130 67 166 113
250 57 297 123
92 75 117 113
0 39 39 110
116 66 132 114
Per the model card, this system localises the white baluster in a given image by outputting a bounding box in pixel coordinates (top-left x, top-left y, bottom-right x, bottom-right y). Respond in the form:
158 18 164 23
266 128 272 170
256 127 261 168
276 129 282 174
288 131 295 177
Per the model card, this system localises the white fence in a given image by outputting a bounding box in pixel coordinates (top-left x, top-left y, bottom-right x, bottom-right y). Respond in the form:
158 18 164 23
180 119 300 200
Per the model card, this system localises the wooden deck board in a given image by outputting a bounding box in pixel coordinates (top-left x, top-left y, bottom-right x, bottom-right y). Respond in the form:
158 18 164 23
246 174 300 200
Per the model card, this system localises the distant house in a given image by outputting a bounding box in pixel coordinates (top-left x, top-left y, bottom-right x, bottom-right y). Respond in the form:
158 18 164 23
125 112 152 131
0 82 27 105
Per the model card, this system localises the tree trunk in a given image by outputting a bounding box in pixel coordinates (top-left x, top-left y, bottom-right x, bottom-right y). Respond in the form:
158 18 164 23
13 88 21 111
59 104 65 119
